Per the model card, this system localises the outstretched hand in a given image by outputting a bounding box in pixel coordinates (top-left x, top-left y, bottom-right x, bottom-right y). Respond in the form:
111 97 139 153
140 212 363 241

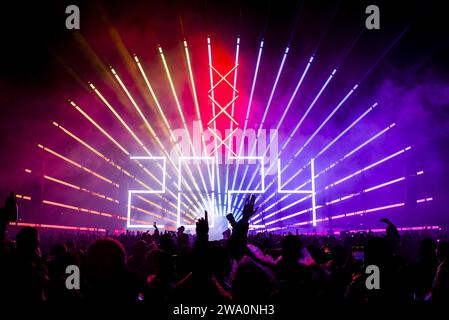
153 221 159 236
196 210 209 238
242 195 258 221
226 213 236 228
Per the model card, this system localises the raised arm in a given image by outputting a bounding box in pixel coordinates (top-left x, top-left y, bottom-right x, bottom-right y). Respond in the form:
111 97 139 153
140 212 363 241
227 195 258 261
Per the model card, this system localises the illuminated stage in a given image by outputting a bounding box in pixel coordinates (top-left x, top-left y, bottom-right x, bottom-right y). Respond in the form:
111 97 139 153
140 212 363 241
1 0 447 235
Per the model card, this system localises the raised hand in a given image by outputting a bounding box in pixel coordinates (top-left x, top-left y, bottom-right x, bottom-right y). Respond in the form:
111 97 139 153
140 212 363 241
242 195 258 221
153 221 159 236
226 213 236 228
196 210 209 238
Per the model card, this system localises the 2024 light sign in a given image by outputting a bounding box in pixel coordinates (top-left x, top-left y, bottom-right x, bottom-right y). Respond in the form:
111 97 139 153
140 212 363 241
126 155 317 229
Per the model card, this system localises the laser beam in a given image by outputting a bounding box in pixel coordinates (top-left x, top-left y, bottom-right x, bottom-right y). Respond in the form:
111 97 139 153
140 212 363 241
233 67 337 212
37 144 119 188
229 40 264 208
231 45 290 211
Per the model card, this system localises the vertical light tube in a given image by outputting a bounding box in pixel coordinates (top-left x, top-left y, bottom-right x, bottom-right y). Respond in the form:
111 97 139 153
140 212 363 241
231 46 289 211
224 37 241 215
229 40 264 211
310 158 317 227
207 36 223 215
233 56 316 210
159 46 212 208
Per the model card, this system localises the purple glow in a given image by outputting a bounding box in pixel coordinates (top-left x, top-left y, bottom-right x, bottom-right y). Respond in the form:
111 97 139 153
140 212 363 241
229 40 264 204
231 46 290 212
251 123 398 223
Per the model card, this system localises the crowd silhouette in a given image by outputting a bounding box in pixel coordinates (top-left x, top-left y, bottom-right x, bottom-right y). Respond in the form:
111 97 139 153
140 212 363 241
1 193 449 311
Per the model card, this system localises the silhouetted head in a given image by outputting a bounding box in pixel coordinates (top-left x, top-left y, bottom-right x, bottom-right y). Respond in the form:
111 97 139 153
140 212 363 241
177 232 190 247
232 256 277 302
331 245 348 266
281 235 303 262
51 242 68 259
307 244 324 264
86 238 139 303
65 239 76 253
145 248 174 277
160 233 175 254
418 238 437 261
16 226 39 257
87 238 126 280
130 240 147 257
364 237 393 266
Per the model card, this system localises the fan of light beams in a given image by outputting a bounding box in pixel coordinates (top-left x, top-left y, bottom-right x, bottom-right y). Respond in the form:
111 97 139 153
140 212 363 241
16 35 435 234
